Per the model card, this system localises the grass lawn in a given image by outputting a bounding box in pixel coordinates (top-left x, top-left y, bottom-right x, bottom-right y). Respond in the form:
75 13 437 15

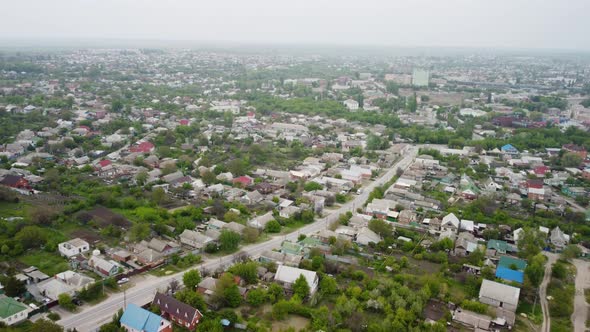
19 251 70 276
517 301 543 325
0 201 29 218
150 264 182 277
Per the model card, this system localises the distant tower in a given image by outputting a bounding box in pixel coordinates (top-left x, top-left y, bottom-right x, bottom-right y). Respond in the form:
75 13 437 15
412 69 430 87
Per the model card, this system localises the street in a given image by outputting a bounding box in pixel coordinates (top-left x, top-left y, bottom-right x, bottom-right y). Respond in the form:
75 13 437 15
57 146 418 331
540 252 558 332
572 259 590 332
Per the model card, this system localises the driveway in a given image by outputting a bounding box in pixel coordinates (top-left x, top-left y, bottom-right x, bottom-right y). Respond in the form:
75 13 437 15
572 259 590 332
540 252 558 332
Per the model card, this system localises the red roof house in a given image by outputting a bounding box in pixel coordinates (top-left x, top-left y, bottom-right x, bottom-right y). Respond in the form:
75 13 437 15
179 119 190 126
98 160 112 168
0 175 30 189
533 166 550 177
233 176 253 187
129 141 155 153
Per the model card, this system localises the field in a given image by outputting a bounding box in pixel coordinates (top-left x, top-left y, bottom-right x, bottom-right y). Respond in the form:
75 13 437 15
19 251 70 276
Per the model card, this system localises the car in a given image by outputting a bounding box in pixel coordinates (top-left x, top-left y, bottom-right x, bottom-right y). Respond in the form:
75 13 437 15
117 277 130 285
72 299 83 306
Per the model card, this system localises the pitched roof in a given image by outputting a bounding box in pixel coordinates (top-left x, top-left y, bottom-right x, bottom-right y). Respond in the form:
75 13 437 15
498 256 527 271
274 265 317 287
479 279 520 306
153 292 201 321
120 303 167 332
0 296 29 319
495 267 524 283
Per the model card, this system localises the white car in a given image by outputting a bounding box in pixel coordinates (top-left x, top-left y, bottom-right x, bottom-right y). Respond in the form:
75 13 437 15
117 277 130 285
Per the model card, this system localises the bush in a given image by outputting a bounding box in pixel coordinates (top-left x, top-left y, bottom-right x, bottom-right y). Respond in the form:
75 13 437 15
47 312 61 321
460 300 488 314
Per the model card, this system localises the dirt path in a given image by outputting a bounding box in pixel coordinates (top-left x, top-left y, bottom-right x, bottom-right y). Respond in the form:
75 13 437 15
541 252 558 332
572 259 590 332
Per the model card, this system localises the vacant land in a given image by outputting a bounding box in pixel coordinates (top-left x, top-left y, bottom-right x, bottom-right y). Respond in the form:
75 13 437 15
19 251 70 276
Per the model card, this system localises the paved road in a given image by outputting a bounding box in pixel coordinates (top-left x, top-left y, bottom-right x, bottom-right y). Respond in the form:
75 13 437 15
58 146 418 331
572 259 590 332
540 252 558 332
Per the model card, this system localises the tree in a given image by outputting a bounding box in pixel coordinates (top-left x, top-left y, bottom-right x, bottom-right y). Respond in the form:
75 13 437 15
265 219 281 233
15 226 47 249
293 274 310 299
151 187 166 205
2 276 26 297
525 253 545 287
561 152 583 167
304 181 323 192
183 269 202 290
219 230 241 252
229 261 258 284
386 81 399 94
175 289 206 311
246 288 267 307
201 170 216 185
136 171 148 186
242 227 259 243
130 223 150 241
58 293 76 311
517 228 545 259
31 319 64 332
267 282 285 303
561 244 582 261
223 211 240 223
368 219 392 238
216 273 241 308
319 276 338 295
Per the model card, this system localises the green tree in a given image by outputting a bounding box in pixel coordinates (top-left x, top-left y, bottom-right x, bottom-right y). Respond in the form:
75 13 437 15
368 219 391 238
319 276 338 295
517 228 545 259
267 283 285 303
265 219 281 233
182 269 202 290
246 288 267 307
58 293 76 311
561 152 583 167
525 253 545 287
304 181 323 192
219 230 241 252
229 261 258 284
175 289 206 311
151 187 166 205
2 276 26 297
31 319 64 332
561 244 582 261
130 223 150 241
293 274 310 299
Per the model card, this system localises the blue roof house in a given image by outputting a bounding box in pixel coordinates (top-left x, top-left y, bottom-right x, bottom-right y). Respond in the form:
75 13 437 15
120 303 172 332
495 266 524 283
501 144 519 155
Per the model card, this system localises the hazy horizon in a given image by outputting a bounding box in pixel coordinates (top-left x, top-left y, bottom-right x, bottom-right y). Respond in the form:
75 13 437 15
1 0 589 52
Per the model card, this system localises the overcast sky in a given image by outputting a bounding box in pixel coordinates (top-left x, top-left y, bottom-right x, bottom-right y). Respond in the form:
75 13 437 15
1 0 588 50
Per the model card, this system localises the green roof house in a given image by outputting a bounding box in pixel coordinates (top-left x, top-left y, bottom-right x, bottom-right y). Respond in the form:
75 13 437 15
0 296 30 326
280 241 303 256
487 240 517 255
498 256 527 271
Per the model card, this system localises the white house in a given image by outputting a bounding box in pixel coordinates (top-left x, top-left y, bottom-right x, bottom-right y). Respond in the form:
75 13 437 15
478 279 520 312
0 296 31 326
58 238 90 257
441 213 460 233
274 265 319 296
343 99 359 111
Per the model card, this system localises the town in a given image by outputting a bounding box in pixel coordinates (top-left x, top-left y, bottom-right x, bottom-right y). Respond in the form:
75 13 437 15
0 46 589 332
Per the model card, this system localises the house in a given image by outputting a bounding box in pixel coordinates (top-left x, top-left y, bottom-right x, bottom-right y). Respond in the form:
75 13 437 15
487 240 516 255
179 230 212 250
120 303 172 332
495 267 524 284
498 256 527 271
398 210 417 224
279 205 301 219
365 198 397 220
153 292 203 330
452 308 491 330
37 271 94 301
233 176 253 187
550 227 569 251
501 144 519 156
129 141 155 154
0 296 31 326
58 238 90 258
441 213 460 234
274 265 319 296
147 238 180 256
355 227 381 246
223 222 246 234
479 279 520 312
343 99 359 111
0 175 30 189
259 250 302 267
241 190 264 205
88 255 120 277
454 232 479 257
562 144 587 160
248 212 275 230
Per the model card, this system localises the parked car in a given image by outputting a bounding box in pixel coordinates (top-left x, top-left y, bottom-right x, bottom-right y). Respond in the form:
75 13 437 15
117 277 129 285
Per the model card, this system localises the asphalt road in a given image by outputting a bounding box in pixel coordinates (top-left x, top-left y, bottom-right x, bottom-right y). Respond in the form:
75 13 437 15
58 146 418 331
572 259 590 332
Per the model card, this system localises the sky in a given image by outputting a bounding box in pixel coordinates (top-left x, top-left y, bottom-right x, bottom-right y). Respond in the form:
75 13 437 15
1 0 589 51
